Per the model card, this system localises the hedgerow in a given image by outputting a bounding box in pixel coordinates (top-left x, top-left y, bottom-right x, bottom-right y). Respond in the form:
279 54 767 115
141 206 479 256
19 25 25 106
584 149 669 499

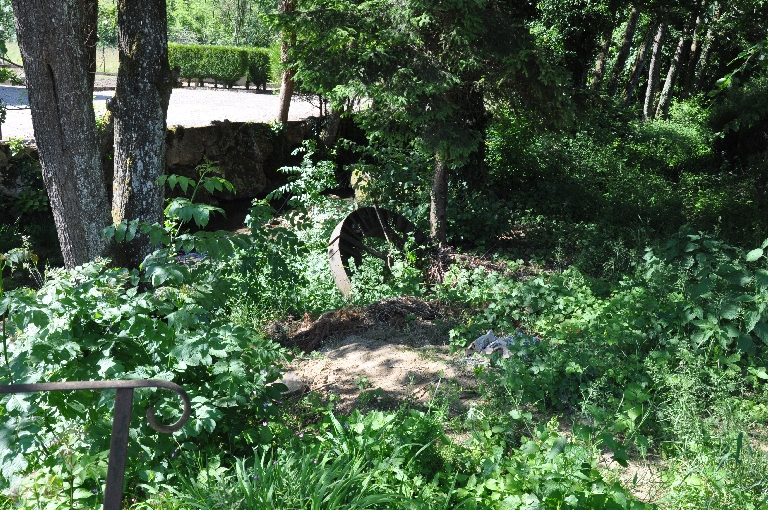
168 43 270 88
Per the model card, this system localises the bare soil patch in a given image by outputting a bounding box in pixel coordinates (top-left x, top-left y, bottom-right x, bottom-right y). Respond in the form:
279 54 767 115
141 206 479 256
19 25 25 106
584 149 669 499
271 296 485 414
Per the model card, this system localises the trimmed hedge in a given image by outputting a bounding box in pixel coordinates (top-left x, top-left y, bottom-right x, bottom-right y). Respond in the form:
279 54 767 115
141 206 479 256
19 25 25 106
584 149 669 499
245 48 271 90
168 43 270 89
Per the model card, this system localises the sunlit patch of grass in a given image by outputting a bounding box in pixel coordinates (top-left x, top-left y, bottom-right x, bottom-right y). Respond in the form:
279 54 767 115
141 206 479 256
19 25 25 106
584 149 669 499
5 42 119 75
94 45 119 74
2 41 22 66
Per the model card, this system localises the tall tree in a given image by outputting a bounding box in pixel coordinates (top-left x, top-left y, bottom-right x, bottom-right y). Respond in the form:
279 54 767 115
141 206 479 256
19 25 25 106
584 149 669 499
110 0 174 266
643 21 667 121
656 14 695 119
276 0 296 123
13 0 174 269
624 21 654 103
11 0 112 268
680 9 704 97
608 5 640 96
279 0 569 243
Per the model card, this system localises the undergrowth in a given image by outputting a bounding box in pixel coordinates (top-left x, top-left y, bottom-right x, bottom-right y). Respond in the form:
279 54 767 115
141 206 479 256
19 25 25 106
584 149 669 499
2 87 768 508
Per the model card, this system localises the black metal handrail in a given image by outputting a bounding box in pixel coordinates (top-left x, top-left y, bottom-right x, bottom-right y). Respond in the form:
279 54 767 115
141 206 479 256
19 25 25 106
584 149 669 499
0 379 191 510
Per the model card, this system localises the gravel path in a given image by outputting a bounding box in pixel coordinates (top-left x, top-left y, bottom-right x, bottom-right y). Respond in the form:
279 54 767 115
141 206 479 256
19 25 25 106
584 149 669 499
0 84 321 141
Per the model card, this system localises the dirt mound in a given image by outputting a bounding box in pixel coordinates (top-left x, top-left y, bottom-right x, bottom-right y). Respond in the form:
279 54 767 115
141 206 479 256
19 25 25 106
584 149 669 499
283 296 461 352
278 296 481 414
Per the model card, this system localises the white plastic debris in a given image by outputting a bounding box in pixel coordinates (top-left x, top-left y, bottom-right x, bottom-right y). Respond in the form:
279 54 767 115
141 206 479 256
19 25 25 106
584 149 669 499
466 329 540 359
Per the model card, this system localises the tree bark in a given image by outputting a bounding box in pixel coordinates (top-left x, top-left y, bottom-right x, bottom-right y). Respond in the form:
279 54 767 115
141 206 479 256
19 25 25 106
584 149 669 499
608 6 640 96
82 0 97 92
623 23 653 104
656 18 694 119
321 108 342 147
111 0 173 268
276 0 296 123
643 22 666 122
693 26 714 93
680 7 704 97
11 0 111 269
430 155 448 245
590 20 616 90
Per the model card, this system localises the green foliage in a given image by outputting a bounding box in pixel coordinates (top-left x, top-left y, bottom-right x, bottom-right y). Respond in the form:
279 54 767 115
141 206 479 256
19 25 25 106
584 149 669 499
167 0 278 47
0 255 286 500
275 0 572 229
245 47 271 89
436 229 768 506
97 1 118 47
0 141 59 266
267 141 338 211
0 166 300 504
168 43 270 87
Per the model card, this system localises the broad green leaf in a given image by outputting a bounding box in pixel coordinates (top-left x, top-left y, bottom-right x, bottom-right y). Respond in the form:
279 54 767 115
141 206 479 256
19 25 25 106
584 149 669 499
718 301 740 320
115 222 127 243
179 176 193 194
125 220 138 242
149 225 165 246
737 334 754 352
745 309 761 332
755 321 768 344
756 269 768 292
746 248 764 262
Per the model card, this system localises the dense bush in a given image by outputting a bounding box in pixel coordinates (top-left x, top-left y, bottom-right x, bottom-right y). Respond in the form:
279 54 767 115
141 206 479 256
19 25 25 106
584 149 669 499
168 43 270 88
245 47 271 90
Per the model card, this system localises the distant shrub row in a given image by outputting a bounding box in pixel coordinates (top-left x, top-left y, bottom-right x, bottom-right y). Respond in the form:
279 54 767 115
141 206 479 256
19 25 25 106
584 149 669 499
168 43 271 90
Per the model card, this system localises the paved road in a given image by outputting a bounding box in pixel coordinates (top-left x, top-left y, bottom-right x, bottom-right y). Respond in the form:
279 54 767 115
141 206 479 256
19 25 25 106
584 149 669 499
0 85 321 141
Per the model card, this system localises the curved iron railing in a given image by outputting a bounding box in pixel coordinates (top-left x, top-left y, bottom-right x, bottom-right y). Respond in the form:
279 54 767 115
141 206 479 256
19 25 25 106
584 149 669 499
0 379 191 510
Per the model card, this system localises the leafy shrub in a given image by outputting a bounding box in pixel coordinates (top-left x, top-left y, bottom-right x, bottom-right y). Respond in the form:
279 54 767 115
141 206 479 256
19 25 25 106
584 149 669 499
168 43 270 87
0 255 286 500
0 171 301 504
168 43 205 85
245 48 271 89
201 45 248 86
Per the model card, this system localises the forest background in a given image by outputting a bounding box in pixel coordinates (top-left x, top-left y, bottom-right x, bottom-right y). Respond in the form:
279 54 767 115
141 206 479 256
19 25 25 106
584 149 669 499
1 0 768 508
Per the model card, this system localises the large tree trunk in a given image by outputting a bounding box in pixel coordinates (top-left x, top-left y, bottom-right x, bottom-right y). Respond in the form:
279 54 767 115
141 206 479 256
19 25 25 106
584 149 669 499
321 108 342 147
608 6 640 96
430 155 448 245
656 18 694 119
693 25 714 93
590 18 616 90
643 22 667 122
623 23 653 104
276 0 296 123
82 0 97 92
11 0 111 269
680 6 704 97
111 0 173 268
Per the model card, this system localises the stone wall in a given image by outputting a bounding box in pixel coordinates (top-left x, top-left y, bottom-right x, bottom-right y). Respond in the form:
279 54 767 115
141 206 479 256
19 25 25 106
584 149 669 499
1 119 317 203
164 119 315 201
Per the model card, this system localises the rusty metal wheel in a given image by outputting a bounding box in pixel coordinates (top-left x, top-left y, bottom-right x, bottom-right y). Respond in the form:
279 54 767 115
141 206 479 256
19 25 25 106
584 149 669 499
328 206 429 297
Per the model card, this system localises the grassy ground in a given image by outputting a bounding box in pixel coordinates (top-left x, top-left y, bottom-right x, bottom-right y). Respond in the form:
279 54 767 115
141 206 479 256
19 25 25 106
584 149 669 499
5 42 120 74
